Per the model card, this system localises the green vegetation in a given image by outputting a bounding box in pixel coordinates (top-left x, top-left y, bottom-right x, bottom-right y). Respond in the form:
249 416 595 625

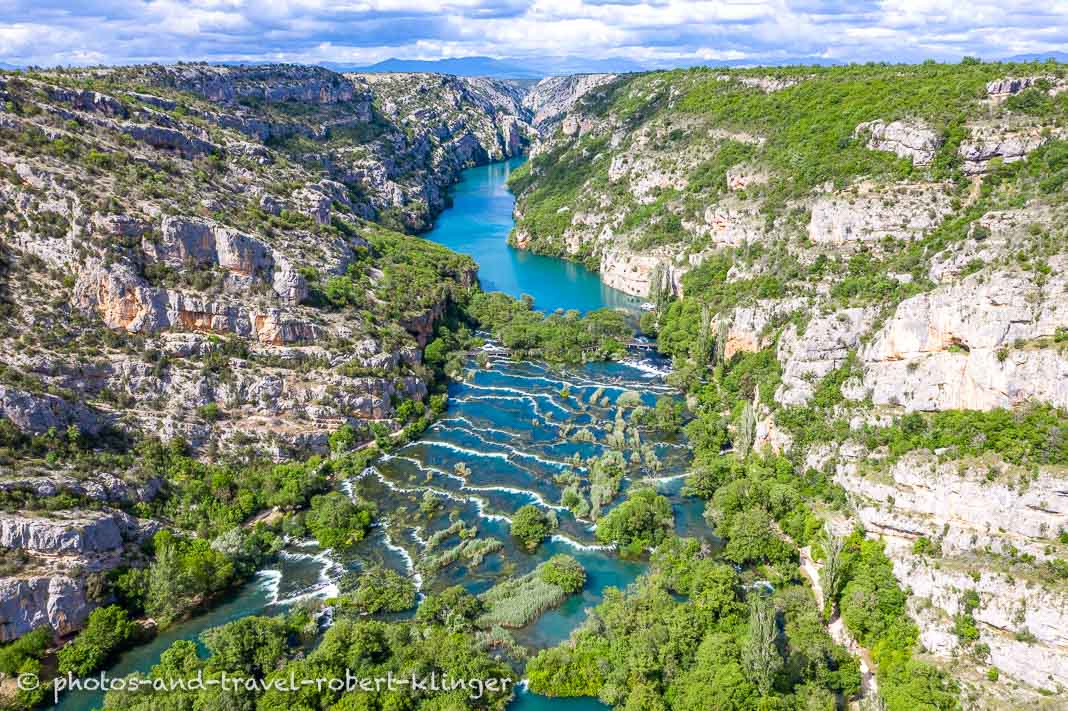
143 530 238 626
101 606 516 711
0 627 52 708
477 557 587 629
304 491 377 549
335 566 417 615
538 554 587 594
832 532 960 710
593 486 675 556
510 504 556 551
857 404 1068 466
303 223 477 325
465 292 630 364
525 536 860 708
57 605 138 677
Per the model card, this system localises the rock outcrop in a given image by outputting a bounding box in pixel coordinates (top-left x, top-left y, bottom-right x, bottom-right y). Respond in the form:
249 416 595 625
830 446 1068 691
854 119 942 165
861 262 1068 411
0 575 92 641
147 216 307 303
523 74 618 131
0 385 104 435
775 308 874 406
808 182 954 246
0 510 152 555
959 123 1059 174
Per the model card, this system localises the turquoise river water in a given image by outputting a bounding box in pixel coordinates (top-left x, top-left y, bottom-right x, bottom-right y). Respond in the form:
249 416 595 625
54 159 704 711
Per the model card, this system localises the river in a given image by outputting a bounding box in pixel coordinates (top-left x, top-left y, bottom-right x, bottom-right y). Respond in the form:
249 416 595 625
424 157 641 315
54 159 701 711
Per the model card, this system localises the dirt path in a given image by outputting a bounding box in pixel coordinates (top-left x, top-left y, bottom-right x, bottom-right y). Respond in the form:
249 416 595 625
799 545 879 700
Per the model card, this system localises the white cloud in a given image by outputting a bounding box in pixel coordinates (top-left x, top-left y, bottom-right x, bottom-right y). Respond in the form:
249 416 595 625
0 0 1064 68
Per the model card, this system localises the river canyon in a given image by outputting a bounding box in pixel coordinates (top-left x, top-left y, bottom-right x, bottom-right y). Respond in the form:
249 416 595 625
55 158 688 711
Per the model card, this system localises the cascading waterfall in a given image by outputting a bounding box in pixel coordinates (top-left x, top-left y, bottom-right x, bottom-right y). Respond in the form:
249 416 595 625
55 159 699 711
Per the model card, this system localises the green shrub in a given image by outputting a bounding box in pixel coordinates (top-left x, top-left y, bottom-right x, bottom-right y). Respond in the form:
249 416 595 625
57 605 136 676
305 492 376 549
538 554 587 594
510 505 555 552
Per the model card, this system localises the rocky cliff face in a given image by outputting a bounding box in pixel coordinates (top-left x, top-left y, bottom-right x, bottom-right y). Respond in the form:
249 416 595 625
510 61 1068 701
0 63 515 644
522 74 618 132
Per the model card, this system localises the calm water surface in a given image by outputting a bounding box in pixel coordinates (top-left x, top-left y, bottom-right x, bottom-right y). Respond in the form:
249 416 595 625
54 160 697 711
424 157 641 315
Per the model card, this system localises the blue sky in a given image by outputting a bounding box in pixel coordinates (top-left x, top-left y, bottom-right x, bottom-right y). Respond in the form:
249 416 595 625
0 1 1065 69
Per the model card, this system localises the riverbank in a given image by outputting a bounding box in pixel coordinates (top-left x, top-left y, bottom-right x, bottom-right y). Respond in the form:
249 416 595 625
50 158 682 711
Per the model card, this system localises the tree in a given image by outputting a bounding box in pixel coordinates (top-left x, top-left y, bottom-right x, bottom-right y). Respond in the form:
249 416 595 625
511 505 554 551
714 317 730 366
734 400 757 457
57 605 136 676
415 586 483 631
305 492 376 549
146 531 235 626
338 567 417 614
820 528 846 617
201 616 289 677
693 304 714 365
653 396 683 434
539 554 586 593
594 487 674 556
741 595 782 696
328 423 359 454
722 508 793 566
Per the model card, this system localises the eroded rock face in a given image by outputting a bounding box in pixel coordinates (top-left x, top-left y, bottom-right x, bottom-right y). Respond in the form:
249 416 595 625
697 203 765 248
73 261 322 345
0 473 162 505
985 75 1068 101
148 216 308 303
825 443 1068 691
723 298 806 359
861 264 1068 411
854 119 942 165
523 74 618 130
959 124 1057 174
0 575 91 641
836 450 1068 560
902 555 1068 689
0 385 104 435
600 248 676 298
808 182 954 246
0 510 148 555
927 208 1035 283
148 63 360 105
775 308 874 406
121 123 220 159
45 86 128 117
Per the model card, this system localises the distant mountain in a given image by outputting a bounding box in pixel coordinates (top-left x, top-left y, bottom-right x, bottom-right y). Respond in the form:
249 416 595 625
338 54 848 80
1003 52 1068 64
336 56 543 80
